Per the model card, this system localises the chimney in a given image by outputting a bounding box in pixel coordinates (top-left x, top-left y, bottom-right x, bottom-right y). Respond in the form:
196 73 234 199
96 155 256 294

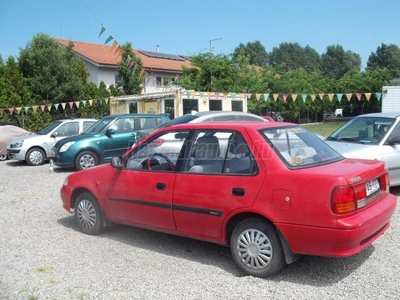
156 45 160 53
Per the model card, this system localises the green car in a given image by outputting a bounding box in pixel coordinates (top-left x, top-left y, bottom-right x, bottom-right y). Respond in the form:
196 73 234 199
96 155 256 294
52 113 170 170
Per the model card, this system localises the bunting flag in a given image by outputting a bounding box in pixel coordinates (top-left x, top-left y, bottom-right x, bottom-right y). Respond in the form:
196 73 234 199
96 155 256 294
110 40 118 53
98 25 106 38
104 35 113 44
0 90 385 116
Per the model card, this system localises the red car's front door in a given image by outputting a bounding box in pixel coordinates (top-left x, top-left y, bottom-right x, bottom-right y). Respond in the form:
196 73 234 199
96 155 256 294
104 169 177 230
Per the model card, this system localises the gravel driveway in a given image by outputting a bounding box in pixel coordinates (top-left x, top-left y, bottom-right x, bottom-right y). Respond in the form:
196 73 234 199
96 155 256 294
0 160 399 300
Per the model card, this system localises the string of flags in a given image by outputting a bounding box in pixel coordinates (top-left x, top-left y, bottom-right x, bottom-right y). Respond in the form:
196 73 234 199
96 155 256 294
1 91 382 116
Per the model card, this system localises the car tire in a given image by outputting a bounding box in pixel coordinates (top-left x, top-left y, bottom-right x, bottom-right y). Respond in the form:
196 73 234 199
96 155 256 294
75 151 98 171
0 154 7 161
26 148 46 166
230 218 285 277
74 192 105 235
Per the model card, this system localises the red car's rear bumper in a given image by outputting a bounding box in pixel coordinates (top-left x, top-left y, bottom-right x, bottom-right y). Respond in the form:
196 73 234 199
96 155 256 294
277 193 397 257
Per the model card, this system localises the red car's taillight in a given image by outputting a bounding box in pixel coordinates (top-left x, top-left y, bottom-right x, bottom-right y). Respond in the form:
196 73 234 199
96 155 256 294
331 185 357 214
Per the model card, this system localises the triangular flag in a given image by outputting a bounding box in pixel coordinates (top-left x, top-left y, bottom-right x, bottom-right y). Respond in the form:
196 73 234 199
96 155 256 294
282 93 288 102
231 92 236 99
54 103 59 110
301 94 308 102
356 93 362 101
114 45 121 55
82 100 87 106
365 93 371 101
346 93 352 101
272 93 279 101
310 94 316 101
40 105 46 112
24 107 30 113
110 41 118 53
187 91 192 98
75 101 80 108
98 25 106 38
61 103 66 110
319 93 324 100
16 107 22 114
68 102 74 109
104 35 113 44
263 94 269 101
89 100 93 106
292 93 298 101
104 98 109 105
375 92 382 100
328 94 334 101
199 92 204 98
32 106 38 112
9 108 14 115
337 93 343 101
255 93 261 101
247 93 252 99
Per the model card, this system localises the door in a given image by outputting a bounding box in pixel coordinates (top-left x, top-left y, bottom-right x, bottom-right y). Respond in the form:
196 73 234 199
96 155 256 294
101 117 137 162
104 128 188 229
172 130 266 239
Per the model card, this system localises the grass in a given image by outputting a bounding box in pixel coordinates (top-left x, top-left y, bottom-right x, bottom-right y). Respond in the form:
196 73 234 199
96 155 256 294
303 122 345 137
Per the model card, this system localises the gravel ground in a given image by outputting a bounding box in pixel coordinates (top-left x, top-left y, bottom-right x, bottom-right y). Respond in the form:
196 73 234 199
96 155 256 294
0 160 399 300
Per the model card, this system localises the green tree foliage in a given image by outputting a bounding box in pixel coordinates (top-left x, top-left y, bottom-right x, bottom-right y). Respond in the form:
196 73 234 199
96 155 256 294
367 43 400 75
321 45 361 79
18 33 89 104
232 40 268 66
116 43 143 95
268 42 321 73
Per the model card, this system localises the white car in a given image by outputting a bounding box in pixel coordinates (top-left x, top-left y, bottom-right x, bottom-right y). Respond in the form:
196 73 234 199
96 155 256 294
7 118 97 166
136 110 268 141
325 112 400 186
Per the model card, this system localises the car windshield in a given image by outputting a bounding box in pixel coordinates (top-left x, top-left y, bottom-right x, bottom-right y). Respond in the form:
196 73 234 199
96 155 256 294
37 121 63 135
84 118 113 134
262 126 343 169
326 116 395 145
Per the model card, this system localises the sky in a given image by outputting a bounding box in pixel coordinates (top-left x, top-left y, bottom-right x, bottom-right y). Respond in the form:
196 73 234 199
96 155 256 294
1 0 400 69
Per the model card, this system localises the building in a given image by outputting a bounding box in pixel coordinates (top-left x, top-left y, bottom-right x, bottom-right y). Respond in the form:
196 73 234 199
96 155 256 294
54 38 249 117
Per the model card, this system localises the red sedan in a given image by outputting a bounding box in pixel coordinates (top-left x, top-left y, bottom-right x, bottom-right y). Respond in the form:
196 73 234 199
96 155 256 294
60 122 397 277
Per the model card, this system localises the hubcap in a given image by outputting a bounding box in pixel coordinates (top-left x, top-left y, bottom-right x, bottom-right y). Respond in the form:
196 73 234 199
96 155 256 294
29 150 43 165
0 155 7 161
79 154 95 169
76 199 97 229
236 229 273 270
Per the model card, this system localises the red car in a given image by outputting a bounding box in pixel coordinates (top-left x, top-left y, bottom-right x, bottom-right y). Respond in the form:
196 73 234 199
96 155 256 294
60 122 397 277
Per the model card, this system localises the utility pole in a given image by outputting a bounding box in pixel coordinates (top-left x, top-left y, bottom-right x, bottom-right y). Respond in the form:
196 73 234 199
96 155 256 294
209 38 222 92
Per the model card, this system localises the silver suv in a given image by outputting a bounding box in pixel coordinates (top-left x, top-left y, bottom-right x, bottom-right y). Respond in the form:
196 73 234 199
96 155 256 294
7 118 97 166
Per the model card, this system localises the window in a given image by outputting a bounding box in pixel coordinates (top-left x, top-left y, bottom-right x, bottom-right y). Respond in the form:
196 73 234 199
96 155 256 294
126 130 189 171
185 131 257 175
54 122 78 136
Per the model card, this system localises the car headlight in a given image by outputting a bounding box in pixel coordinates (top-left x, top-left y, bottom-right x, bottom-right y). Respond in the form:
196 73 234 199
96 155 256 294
13 140 24 148
59 141 75 153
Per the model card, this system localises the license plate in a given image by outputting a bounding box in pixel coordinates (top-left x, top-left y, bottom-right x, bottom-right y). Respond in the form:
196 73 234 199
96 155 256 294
366 179 380 196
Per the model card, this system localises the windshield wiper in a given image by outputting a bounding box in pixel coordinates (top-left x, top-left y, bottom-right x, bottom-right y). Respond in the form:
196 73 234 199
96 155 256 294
326 136 337 141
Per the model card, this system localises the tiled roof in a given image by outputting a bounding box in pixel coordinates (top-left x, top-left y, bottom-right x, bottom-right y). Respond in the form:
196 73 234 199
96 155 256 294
53 38 193 72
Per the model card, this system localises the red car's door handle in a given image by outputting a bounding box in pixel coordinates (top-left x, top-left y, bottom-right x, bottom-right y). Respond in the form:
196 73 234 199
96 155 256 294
232 187 245 197
156 182 166 190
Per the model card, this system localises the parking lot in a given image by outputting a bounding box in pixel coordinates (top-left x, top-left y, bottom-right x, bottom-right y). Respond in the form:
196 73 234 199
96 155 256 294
0 160 399 300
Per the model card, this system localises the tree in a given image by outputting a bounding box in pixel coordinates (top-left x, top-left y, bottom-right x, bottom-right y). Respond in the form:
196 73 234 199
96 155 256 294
116 43 143 95
232 41 268 66
367 43 400 75
18 33 89 104
268 42 321 73
321 45 361 79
